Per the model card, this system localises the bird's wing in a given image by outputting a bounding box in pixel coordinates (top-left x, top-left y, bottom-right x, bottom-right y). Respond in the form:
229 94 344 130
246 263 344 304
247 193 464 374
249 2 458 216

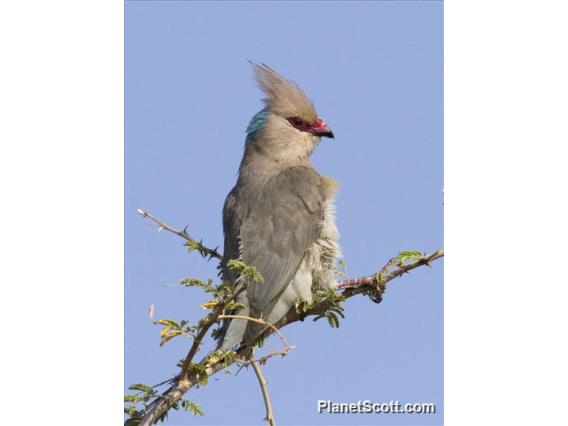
240 167 324 312
221 186 242 284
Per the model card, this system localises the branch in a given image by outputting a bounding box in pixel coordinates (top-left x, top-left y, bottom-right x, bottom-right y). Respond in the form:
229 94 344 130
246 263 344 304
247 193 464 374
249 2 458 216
338 249 444 300
131 211 444 425
138 308 220 426
138 287 247 426
137 208 223 261
251 359 276 426
338 250 444 291
268 249 444 336
220 314 290 425
138 312 289 426
218 314 294 364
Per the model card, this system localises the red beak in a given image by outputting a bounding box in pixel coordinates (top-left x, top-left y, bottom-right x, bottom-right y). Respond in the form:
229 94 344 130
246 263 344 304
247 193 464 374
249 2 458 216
310 117 334 139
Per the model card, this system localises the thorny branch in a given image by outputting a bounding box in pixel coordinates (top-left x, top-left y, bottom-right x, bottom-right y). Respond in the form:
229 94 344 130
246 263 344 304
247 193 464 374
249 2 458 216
138 309 286 426
131 209 444 426
218 314 288 426
338 250 445 301
137 208 223 261
251 359 276 426
138 286 247 426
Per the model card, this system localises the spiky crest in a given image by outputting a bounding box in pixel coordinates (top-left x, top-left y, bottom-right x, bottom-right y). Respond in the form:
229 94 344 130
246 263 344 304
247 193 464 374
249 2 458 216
249 61 318 123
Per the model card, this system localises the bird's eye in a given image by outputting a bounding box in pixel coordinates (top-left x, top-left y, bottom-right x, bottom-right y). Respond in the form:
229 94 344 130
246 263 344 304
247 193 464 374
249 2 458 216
288 116 304 127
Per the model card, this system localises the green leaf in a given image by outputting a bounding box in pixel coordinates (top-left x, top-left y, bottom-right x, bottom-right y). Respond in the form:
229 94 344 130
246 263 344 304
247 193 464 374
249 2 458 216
124 406 139 416
188 363 208 386
254 333 266 348
180 278 205 287
124 394 140 403
154 317 196 346
159 329 182 346
155 318 181 328
303 289 346 328
295 299 311 314
327 313 340 328
182 400 205 416
128 383 153 393
206 350 234 366
395 250 424 264
180 278 216 293
200 299 220 310
226 259 264 283
225 301 246 310
210 326 222 339
124 416 140 426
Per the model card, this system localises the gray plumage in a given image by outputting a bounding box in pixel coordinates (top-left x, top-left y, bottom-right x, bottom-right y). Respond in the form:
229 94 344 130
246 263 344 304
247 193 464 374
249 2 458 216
217 63 340 350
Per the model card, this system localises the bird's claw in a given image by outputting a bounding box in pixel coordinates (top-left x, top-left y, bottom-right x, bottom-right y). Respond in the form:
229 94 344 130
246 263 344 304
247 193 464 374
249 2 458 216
366 281 386 304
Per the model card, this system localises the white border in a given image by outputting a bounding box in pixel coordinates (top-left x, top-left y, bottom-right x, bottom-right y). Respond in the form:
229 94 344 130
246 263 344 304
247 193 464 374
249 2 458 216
0 1 123 424
446 1 568 425
1 1 568 424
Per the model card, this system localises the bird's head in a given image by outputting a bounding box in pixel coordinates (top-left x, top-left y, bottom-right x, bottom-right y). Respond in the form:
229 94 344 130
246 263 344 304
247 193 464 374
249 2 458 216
245 62 334 162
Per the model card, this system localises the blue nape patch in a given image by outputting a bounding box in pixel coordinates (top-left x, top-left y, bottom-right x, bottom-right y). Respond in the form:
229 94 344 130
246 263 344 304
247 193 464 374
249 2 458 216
245 108 269 144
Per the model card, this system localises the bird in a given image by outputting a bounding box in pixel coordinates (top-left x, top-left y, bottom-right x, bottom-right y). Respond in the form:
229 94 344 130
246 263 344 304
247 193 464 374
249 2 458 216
217 62 341 351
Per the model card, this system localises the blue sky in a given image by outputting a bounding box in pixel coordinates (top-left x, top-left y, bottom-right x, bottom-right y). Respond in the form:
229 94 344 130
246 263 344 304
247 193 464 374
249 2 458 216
125 1 443 425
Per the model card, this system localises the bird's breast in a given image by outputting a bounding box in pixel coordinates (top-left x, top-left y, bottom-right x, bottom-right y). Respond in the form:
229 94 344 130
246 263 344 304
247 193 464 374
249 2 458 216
320 176 339 199
308 176 341 291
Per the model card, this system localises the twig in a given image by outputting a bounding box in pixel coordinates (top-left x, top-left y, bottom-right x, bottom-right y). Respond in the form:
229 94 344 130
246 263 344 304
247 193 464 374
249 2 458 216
137 208 223 261
338 250 443 293
218 314 294 363
274 249 444 327
251 359 276 426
